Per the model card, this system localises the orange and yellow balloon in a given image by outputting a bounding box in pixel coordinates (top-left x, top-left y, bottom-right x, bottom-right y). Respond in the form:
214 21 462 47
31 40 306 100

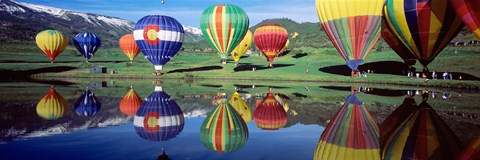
119 34 141 63
35 30 68 63
36 87 68 120
231 30 253 64
119 88 143 116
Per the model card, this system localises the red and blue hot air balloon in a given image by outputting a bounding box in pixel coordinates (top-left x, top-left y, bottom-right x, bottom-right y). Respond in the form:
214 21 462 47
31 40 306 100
74 89 101 117
134 15 184 75
134 86 184 141
73 32 101 62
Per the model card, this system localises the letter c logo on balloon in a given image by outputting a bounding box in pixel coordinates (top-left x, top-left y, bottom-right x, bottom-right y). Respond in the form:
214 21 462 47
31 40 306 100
143 24 160 45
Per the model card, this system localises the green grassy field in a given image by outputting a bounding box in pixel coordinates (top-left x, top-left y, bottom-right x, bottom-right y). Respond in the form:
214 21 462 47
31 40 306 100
1 43 479 89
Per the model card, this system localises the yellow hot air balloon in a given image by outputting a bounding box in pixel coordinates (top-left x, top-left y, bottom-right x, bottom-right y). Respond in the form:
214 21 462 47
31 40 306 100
229 92 252 124
35 30 69 63
231 30 253 65
291 32 299 39
278 39 290 56
36 87 68 120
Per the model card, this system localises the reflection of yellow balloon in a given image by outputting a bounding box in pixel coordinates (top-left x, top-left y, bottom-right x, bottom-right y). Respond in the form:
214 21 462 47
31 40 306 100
231 30 253 63
229 92 252 123
274 94 289 112
36 87 68 120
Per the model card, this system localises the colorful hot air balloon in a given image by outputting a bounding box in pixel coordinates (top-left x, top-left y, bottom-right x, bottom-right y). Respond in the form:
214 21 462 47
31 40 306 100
35 30 68 63
119 34 141 63
36 87 68 120
134 86 184 141
200 98 248 153
315 0 384 76
213 93 227 106
381 23 417 66
379 97 417 145
134 15 184 75
229 92 252 124
253 93 287 130
254 23 289 67
200 4 249 64
384 0 464 72
381 101 463 160
231 30 253 65
291 32 299 39
314 94 380 160
119 87 143 116
274 94 289 112
458 134 480 160
73 32 101 62
449 0 480 39
74 89 101 116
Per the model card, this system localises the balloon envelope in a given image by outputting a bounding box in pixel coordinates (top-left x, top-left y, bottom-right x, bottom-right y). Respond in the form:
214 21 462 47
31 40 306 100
134 15 184 72
119 34 140 61
381 23 417 66
231 30 253 63
73 32 101 61
458 134 480 160
74 89 101 117
36 87 68 120
35 30 68 62
229 92 252 124
315 0 384 71
200 4 249 60
449 0 480 39
119 88 143 116
134 87 184 141
254 23 289 63
253 93 287 130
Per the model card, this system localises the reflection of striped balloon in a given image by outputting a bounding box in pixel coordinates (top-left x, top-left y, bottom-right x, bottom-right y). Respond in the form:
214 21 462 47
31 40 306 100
119 34 140 62
74 89 101 117
200 99 248 153
316 0 384 71
449 0 480 39
35 30 68 62
380 97 417 145
382 101 462 160
229 92 252 124
119 88 143 116
314 94 380 160
458 134 480 160
253 93 287 130
36 87 68 120
134 87 184 141
254 24 289 63
384 0 464 67
200 4 249 60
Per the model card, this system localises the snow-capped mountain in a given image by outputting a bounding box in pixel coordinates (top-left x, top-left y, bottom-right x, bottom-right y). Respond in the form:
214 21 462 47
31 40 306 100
0 0 203 46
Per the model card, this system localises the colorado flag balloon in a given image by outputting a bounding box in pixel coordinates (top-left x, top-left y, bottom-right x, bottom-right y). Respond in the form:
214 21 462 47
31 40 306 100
35 30 68 63
73 32 101 62
134 15 184 75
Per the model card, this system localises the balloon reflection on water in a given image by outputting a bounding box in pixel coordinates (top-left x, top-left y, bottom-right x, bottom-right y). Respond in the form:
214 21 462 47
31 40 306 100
36 86 68 120
74 88 101 117
253 92 288 130
119 87 143 116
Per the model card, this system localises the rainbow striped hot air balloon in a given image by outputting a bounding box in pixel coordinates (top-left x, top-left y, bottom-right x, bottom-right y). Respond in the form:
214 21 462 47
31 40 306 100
200 98 248 153
314 94 380 160
381 101 463 160
254 23 289 67
316 0 384 76
119 34 141 63
384 0 464 72
253 93 287 130
74 89 101 117
381 23 417 67
119 87 143 116
35 30 69 63
36 87 68 120
379 97 418 145
200 4 249 64
449 0 480 39
229 92 252 124
231 30 253 65
73 32 101 62
134 86 184 141
458 134 480 160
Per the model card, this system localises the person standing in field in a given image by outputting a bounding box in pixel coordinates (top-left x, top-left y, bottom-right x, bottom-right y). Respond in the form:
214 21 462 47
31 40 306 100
432 71 436 80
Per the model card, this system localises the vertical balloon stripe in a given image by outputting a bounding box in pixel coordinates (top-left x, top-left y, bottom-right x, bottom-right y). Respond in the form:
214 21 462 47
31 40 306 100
35 30 68 61
254 24 288 62
449 0 480 39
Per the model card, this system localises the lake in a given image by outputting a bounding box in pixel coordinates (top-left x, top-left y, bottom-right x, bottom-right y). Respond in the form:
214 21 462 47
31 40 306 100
0 80 479 160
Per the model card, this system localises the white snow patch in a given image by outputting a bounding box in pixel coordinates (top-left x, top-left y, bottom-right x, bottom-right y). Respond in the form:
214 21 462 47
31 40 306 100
97 117 132 127
0 3 25 14
97 16 133 28
183 109 208 119
183 25 202 36
15 0 70 20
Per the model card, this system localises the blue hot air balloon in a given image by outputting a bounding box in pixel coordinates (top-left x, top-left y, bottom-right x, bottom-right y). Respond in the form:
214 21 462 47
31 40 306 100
134 15 184 75
73 32 101 62
74 89 101 116
134 86 184 141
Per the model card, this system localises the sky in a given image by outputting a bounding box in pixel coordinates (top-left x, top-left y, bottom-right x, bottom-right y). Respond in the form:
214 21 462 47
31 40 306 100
17 0 319 27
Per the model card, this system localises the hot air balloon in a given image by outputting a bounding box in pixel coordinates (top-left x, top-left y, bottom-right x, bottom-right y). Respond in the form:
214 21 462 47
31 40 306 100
119 34 141 63
36 87 68 120
35 30 68 63
231 30 253 66
119 87 143 116
449 0 480 39
314 94 380 160
291 32 299 39
200 4 249 64
134 15 184 75
73 32 101 62
381 101 463 160
74 88 101 116
134 86 184 141
254 23 289 67
278 39 290 56
458 134 480 160
200 98 248 153
253 92 287 130
229 92 252 124
381 23 417 67
315 0 384 77
384 0 464 73
213 93 227 106
380 97 417 145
